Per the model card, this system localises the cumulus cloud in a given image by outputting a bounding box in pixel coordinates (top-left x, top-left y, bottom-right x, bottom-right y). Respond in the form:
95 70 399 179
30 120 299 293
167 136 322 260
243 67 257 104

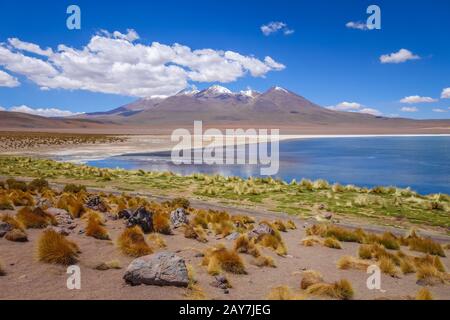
0 69 20 87
400 95 438 104
401 106 419 112
380 49 420 64
0 30 285 98
9 105 83 117
441 88 450 99
326 101 382 116
8 38 53 56
345 21 368 30
432 108 447 113
260 22 294 36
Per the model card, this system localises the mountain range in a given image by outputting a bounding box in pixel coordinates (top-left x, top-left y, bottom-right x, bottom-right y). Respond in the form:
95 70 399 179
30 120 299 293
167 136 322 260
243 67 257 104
1 86 449 134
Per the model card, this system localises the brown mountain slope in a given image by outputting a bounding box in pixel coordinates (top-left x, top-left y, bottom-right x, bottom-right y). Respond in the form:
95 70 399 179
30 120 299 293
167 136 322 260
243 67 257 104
1 86 450 134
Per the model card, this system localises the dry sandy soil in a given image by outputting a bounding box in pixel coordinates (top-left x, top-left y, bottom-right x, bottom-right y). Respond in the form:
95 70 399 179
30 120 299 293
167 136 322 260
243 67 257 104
1 203 449 301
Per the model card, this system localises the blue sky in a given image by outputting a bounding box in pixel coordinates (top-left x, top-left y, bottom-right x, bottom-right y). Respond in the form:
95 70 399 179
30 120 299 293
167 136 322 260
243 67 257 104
0 0 449 119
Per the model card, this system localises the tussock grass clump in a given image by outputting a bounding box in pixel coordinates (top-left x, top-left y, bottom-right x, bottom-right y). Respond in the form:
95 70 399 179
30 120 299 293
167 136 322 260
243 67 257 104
300 236 322 247
323 237 342 249
117 226 152 257
6 178 27 191
416 264 448 285
16 207 57 229
202 245 246 275
0 194 14 210
358 244 401 266
300 270 324 290
313 179 330 190
185 264 207 300
252 255 276 268
378 256 400 277
183 224 208 243
408 237 445 257
306 279 354 300
306 224 364 243
267 286 301 300
337 256 371 271
37 229 79 265
286 220 297 230
257 233 287 256
57 194 85 218
1 214 25 231
365 232 400 250
416 288 433 300
148 233 167 248
9 190 35 206
0 260 5 276
5 229 28 242
94 259 122 270
170 197 190 209
272 220 287 232
211 220 235 237
85 215 110 240
153 213 172 235
234 234 261 257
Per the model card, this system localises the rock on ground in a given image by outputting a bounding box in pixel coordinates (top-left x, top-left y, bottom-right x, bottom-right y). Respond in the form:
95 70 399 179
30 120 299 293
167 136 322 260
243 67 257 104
123 252 189 287
170 208 189 228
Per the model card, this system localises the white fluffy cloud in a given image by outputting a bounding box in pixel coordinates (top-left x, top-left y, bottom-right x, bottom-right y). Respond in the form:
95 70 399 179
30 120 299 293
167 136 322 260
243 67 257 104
326 101 382 116
432 108 447 113
345 21 368 30
0 69 20 87
0 106 5 111
0 30 285 98
380 49 420 64
400 95 438 104
260 22 294 36
441 88 450 99
9 105 83 117
401 106 419 112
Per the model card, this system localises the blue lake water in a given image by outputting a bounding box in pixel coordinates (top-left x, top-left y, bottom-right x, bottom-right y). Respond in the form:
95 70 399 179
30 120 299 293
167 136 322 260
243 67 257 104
86 136 450 195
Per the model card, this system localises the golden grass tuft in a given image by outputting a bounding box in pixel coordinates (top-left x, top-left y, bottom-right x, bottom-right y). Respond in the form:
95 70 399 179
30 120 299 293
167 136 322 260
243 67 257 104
337 255 372 271
408 237 445 257
267 286 301 300
323 237 342 249
9 190 35 206
183 224 208 243
148 233 167 248
252 255 276 268
306 279 354 300
37 229 79 265
57 194 85 218
300 270 324 290
0 260 5 276
94 259 122 270
272 220 287 232
153 213 172 235
117 226 153 257
202 245 246 275
16 207 57 229
234 234 260 257
365 232 400 250
185 264 207 300
0 194 14 210
5 229 28 242
286 220 297 230
300 236 322 247
378 256 400 277
0 214 25 231
416 288 433 300
85 215 110 240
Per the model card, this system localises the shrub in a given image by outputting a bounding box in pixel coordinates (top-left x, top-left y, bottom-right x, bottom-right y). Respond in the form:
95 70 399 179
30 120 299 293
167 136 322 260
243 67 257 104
323 237 342 249
9 190 35 206
6 178 27 191
28 178 49 192
37 229 79 265
5 229 28 242
85 215 110 240
153 213 172 235
170 197 190 209
63 184 86 194
117 226 152 257
202 245 246 275
306 279 354 300
416 288 433 300
16 207 57 229
300 270 324 290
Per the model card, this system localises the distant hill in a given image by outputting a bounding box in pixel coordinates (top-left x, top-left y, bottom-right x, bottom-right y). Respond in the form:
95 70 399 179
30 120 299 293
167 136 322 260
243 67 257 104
1 86 450 134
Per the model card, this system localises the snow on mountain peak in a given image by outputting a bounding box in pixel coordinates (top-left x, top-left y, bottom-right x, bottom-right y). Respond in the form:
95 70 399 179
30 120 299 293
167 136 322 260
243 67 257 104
207 85 232 94
274 86 288 93
240 89 260 98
